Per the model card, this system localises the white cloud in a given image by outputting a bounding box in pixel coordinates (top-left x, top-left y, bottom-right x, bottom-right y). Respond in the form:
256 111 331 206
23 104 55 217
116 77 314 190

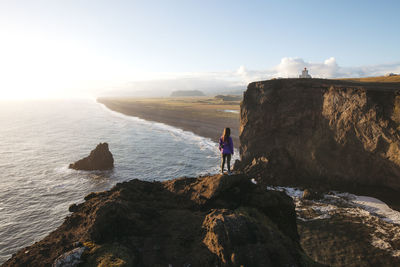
3 45 398 99
103 57 400 97
237 65 247 75
234 57 400 82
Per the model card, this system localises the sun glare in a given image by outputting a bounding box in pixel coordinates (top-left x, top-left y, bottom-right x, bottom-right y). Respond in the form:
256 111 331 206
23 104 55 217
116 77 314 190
0 28 128 100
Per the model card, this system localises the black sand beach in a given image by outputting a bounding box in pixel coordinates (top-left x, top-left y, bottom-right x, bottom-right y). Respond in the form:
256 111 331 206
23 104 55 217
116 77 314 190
97 97 241 148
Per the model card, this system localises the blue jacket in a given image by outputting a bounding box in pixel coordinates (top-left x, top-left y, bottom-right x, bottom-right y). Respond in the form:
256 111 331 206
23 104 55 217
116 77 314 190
219 136 234 155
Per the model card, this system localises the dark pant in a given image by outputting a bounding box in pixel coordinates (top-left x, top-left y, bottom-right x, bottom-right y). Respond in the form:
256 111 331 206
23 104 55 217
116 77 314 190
221 153 231 172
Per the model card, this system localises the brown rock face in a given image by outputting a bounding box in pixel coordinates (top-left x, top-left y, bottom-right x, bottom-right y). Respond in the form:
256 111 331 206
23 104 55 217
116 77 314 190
69 143 114 171
3 174 319 267
237 78 400 191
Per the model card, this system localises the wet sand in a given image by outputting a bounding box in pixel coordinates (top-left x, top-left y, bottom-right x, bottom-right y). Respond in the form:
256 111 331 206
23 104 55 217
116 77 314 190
97 97 240 148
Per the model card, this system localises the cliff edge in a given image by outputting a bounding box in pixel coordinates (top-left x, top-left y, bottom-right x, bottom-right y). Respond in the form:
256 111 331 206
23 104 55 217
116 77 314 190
236 78 400 193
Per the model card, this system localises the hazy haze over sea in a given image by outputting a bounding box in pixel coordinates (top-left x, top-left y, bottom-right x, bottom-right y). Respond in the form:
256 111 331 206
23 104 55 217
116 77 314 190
0 99 234 264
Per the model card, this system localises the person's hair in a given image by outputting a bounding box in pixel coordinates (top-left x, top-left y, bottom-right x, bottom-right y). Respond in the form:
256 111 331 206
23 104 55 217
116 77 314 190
222 127 231 143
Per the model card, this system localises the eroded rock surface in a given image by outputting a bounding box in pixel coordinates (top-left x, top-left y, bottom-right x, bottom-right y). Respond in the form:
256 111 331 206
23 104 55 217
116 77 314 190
237 78 400 192
3 174 319 267
52 246 86 267
69 143 114 171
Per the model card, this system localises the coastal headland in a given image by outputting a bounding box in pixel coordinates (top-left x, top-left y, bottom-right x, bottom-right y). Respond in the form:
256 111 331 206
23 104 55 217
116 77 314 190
4 78 400 266
237 78 400 210
97 96 240 148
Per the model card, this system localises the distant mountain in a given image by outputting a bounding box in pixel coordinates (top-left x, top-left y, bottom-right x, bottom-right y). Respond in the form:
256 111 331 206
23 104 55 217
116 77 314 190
170 90 205 97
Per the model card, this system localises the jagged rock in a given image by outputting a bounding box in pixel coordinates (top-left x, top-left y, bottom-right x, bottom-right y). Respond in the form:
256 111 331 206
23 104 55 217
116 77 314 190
52 247 86 267
3 174 320 267
69 143 114 171
68 204 78 213
202 209 302 266
238 78 400 191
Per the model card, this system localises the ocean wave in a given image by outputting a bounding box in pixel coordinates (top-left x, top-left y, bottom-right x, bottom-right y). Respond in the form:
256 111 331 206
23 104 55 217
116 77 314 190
268 185 400 257
98 101 239 169
0 100 236 264
268 186 400 225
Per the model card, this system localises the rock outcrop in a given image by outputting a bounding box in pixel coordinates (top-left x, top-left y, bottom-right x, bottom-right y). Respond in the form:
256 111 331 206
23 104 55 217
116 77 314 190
69 143 114 171
52 246 87 267
236 78 400 191
3 174 319 267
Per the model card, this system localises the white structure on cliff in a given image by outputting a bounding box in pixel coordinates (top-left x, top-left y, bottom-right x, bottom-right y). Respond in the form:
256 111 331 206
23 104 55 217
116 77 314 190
299 67 312 78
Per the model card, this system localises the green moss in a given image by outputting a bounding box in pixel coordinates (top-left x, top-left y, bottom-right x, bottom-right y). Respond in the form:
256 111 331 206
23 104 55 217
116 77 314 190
80 242 134 267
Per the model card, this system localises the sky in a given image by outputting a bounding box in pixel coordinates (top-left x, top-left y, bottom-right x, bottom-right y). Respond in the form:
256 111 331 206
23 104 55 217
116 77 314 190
0 0 399 99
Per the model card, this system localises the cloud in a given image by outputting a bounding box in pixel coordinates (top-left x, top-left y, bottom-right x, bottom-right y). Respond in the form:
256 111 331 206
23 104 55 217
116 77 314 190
102 57 400 97
273 57 342 78
233 57 345 83
102 75 245 97
242 57 400 81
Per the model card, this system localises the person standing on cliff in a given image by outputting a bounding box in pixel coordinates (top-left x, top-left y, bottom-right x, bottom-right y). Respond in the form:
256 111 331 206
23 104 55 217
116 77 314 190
219 127 234 175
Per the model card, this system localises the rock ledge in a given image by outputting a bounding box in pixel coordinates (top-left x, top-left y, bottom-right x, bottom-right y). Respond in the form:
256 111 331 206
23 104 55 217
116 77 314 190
3 174 320 267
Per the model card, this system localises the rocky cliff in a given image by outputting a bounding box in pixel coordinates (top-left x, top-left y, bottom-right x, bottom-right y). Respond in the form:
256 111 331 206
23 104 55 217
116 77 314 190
3 174 318 267
69 143 114 171
236 78 400 192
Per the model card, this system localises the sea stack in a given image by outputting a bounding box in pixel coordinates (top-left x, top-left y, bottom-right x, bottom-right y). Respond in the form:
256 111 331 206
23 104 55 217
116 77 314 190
69 142 114 171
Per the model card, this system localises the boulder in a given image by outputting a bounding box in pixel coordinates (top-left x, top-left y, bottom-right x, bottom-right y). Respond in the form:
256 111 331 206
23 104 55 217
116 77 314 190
202 208 302 266
69 143 114 171
52 247 86 267
68 204 78 213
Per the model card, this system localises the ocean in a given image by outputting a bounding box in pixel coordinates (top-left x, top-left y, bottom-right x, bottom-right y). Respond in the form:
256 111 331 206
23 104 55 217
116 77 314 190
0 99 237 264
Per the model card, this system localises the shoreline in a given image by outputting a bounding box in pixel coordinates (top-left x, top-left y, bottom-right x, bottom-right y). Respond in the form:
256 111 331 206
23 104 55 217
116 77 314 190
3 95 400 266
96 97 400 212
97 97 240 148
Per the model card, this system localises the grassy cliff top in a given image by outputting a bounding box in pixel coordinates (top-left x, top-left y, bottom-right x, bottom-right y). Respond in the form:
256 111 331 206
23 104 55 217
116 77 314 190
339 75 400 83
